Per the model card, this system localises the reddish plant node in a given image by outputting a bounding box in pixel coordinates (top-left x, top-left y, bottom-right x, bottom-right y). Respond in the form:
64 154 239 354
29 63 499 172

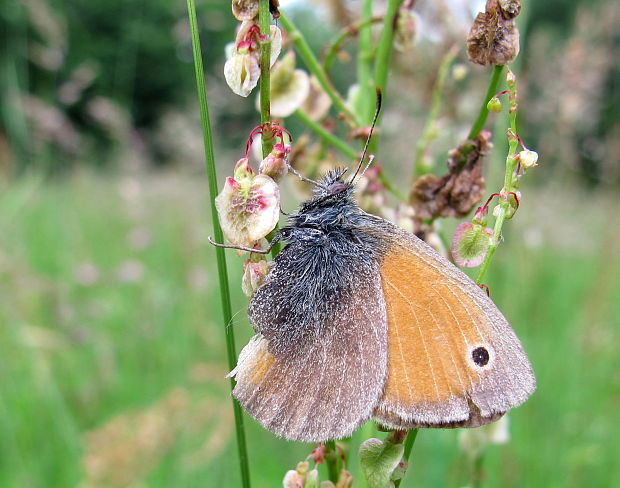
479 284 490 296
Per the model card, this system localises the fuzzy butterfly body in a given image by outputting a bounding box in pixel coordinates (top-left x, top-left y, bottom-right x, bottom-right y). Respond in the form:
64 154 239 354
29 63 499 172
231 169 535 442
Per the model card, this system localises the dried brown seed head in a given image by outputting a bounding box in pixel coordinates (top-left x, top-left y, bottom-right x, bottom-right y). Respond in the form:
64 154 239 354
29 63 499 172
466 0 521 66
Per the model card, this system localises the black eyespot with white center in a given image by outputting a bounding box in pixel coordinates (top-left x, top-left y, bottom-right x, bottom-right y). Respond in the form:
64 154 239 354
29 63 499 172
472 346 490 367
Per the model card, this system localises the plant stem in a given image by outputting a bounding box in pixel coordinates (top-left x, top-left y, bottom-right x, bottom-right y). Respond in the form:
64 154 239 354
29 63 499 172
393 429 419 488
258 0 281 258
325 440 340 483
279 12 359 126
373 0 403 110
323 15 383 75
357 0 375 123
472 452 485 488
293 109 357 160
475 71 519 285
258 0 273 158
186 2 251 487
413 45 458 177
467 65 504 140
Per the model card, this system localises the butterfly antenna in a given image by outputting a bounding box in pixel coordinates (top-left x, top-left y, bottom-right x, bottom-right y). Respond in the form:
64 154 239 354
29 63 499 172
350 87 382 184
285 158 329 190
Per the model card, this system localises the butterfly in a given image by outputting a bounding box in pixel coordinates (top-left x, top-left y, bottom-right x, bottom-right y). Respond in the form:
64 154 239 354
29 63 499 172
227 167 536 442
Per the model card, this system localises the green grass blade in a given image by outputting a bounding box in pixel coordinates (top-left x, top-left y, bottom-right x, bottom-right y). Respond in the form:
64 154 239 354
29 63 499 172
185 1 251 486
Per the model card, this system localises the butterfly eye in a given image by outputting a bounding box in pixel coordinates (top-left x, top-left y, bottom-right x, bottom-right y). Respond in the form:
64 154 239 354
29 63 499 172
328 182 347 194
471 346 491 367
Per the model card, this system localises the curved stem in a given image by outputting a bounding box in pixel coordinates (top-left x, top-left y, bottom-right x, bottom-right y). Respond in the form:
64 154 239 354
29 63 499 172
293 109 357 160
393 429 419 488
468 65 504 140
323 16 383 75
186 1 251 486
279 12 360 126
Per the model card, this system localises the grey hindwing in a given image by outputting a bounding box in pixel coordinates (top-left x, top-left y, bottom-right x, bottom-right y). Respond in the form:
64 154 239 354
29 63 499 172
238 231 389 442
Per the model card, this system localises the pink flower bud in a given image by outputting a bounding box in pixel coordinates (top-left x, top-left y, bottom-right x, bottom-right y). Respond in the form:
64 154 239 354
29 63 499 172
224 22 282 97
394 8 417 52
215 162 280 247
451 222 494 268
259 145 288 181
241 258 271 296
233 157 254 181
283 462 309 488
472 206 488 225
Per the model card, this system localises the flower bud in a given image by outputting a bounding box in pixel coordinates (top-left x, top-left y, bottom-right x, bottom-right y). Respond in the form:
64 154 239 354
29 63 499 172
259 144 289 181
487 96 502 113
518 149 538 169
232 0 258 21
394 7 417 52
472 206 488 226
241 258 271 296
283 469 305 488
305 469 319 488
224 49 261 97
224 22 282 97
452 63 468 81
451 222 494 268
215 159 280 247
335 469 353 488
506 69 517 88
301 76 332 121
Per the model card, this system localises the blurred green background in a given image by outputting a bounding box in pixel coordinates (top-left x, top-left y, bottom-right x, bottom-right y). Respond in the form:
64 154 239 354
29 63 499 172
1 0 619 487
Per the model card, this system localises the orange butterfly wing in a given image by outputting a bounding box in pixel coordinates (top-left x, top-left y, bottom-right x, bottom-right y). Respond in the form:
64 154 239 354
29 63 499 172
370 223 535 428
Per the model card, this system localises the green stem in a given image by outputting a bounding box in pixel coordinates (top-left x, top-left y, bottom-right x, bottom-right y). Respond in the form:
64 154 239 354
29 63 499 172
413 45 458 177
325 440 340 483
472 452 485 488
467 65 504 140
279 12 359 126
258 0 281 258
475 71 519 286
378 169 407 203
294 109 357 160
323 15 382 75
393 429 419 488
186 2 251 487
357 0 375 123
373 0 404 109
258 0 273 158
294 110 406 202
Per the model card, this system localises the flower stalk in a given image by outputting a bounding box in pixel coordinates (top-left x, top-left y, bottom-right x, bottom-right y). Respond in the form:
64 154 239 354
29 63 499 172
259 0 273 158
413 45 458 177
475 70 524 285
468 64 504 140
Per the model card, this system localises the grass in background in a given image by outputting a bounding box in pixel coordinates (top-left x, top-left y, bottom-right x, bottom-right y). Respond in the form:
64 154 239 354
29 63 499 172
0 173 618 487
